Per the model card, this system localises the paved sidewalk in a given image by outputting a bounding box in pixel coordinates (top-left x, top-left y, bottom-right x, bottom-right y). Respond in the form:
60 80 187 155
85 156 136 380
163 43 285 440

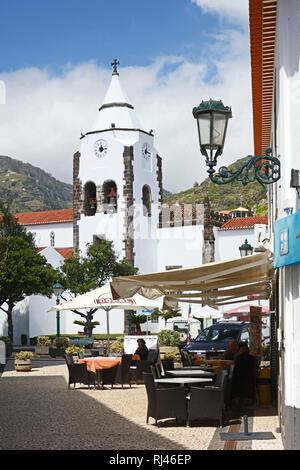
0 358 283 451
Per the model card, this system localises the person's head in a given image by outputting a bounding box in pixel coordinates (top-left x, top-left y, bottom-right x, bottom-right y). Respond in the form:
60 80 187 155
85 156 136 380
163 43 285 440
238 341 248 354
137 338 146 348
229 339 239 353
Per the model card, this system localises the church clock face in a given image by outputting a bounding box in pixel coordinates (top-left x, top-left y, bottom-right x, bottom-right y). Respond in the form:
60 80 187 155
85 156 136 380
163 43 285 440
94 139 108 158
142 142 151 160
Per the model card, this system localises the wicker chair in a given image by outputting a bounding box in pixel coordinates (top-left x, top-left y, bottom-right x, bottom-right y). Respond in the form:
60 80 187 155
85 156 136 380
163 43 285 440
114 354 132 388
143 372 188 426
98 365 119 389
188 370 228 427
64 354 91 390
161 358 174 374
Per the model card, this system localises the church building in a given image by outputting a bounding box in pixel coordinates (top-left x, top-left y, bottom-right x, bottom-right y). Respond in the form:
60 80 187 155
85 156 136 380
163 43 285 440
0 61 268 344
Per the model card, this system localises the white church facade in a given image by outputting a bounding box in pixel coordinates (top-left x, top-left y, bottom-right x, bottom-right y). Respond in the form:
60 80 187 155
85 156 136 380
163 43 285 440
0 64 268 344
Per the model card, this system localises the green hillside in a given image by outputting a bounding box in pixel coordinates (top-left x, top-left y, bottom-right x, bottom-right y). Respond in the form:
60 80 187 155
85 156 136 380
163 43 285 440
163 156 268 215
0 155 73 213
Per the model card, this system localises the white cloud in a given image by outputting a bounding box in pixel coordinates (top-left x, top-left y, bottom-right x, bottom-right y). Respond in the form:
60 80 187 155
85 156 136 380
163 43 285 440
191 0 249 25
0 30 253 194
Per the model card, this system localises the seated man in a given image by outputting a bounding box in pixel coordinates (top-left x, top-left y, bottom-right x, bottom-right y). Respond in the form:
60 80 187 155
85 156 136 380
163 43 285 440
222 339 239 361
231 341 255 408
134 338 149 361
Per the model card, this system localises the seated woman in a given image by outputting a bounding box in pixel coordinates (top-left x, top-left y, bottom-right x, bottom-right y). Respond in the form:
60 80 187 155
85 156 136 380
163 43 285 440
134 338 149 361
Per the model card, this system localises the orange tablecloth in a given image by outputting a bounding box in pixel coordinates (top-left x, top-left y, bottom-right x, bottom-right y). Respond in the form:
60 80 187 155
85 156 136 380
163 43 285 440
131 354 141 361
79 357 122 374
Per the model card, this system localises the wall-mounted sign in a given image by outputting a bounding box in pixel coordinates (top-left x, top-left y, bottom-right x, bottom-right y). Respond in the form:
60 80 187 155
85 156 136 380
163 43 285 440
274 211 300 268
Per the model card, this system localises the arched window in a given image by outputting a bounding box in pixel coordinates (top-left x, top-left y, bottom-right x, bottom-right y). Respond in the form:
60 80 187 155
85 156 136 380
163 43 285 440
103 180 117 213
84 181 97 216
50 231 55 247
142 185 151 217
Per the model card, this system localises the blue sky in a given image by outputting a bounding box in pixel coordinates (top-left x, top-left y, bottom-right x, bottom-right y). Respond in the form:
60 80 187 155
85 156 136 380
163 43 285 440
0 0 242 73
0 0 251 192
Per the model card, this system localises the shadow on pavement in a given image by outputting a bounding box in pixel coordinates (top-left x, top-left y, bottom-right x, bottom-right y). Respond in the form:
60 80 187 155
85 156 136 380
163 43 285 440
0 374 189 451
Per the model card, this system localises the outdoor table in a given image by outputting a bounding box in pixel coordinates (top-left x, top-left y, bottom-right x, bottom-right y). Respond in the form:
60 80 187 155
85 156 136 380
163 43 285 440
154 377 213 389
181 366 220 372
78 356 122 374
166 370 215 379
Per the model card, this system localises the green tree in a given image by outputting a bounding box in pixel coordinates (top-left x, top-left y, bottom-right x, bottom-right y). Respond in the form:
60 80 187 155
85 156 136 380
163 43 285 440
0 200 35 247
0 236 58 344
131 313 148 333
59 240 138 337
152 307 181 327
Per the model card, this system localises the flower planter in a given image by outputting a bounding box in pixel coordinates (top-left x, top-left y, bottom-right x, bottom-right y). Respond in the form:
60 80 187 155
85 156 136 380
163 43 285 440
14 358 32 372
35 346 50 356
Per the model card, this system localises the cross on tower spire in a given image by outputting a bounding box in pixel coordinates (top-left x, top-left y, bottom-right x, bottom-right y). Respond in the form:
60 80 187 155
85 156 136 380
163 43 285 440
111 59 120 76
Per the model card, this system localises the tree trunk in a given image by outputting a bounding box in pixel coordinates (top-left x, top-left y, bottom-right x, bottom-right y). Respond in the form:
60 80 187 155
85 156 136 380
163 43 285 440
85 309 94 338
7 301 14 345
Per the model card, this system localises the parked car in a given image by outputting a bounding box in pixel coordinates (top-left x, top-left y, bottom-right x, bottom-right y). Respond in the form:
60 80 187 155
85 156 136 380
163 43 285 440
181 321 270 357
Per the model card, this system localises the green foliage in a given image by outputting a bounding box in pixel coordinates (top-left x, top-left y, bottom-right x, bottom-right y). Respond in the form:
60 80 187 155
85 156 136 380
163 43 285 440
0 203 59 344
163 156 268 211
37 336 51 347
0 336 11 345
131 313 148 332
110 336 124 354
73 320 100 328
262 344 270 361
54 337 70 349
15 351 34 360
0 156 72 213
255 204 268 216
65 345 84 355
154 308 181 326
163 350 181 363
58 240 138 336
158 329 180 346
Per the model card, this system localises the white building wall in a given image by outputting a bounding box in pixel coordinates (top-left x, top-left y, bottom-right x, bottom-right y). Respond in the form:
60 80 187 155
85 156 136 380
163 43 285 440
215 228 255 262
272 0 300 449
26 222 73 248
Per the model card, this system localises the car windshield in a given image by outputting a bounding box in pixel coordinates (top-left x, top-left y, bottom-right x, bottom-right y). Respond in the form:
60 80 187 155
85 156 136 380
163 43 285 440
195 327 240 343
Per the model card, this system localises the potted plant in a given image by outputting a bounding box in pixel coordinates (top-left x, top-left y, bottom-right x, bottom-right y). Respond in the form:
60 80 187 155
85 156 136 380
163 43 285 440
65 345 85 362
35 336 51 356
14 351 34 372
50 336 70 358
110 336 124 356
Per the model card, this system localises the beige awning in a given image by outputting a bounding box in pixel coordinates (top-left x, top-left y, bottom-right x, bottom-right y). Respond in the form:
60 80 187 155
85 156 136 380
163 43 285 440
111 251 274 308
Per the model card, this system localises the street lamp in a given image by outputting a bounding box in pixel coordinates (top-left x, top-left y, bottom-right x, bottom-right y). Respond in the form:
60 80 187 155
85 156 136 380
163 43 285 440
53 282 64 338
192 99 280 191
239 239 254 257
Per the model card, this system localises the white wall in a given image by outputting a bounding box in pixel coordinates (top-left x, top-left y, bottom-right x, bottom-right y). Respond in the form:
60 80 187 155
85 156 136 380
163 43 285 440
27 222 73 248
215 228 255 262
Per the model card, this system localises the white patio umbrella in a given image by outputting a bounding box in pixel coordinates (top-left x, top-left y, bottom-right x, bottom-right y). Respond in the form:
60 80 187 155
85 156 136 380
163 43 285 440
48 283 162 354
191 305 223 320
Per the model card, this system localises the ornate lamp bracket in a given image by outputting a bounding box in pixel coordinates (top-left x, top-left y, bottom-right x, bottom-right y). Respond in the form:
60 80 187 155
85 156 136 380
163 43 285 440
208 148 280 193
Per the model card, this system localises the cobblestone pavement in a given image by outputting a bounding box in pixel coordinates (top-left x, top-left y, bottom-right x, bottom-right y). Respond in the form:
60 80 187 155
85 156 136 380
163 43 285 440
0 358 283 451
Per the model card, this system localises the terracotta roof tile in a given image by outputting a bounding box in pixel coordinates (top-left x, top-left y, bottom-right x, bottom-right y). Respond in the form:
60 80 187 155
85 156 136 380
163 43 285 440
56 248 74 259
15 209 73 226
37 246 74 259
219 216 268 230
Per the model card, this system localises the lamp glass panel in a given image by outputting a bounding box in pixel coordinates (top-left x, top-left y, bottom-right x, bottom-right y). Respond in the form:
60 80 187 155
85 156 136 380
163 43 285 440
197 112 211 147
212 112 227 148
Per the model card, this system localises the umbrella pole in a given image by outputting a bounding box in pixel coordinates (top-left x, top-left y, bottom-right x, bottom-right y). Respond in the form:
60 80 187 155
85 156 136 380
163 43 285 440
106 308 111 356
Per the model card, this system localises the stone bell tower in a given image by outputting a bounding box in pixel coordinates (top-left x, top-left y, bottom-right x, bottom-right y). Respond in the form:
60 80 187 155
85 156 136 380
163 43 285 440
73 60 163 273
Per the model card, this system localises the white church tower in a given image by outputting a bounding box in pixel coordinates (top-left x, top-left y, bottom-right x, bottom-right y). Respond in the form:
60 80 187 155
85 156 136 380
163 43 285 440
73 60 162 273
